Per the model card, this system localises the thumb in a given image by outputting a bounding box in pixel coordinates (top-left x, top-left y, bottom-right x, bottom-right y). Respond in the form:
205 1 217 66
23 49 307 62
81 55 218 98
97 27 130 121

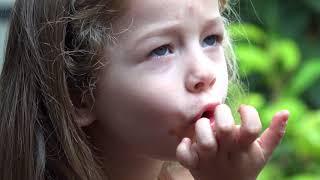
258 110 289 159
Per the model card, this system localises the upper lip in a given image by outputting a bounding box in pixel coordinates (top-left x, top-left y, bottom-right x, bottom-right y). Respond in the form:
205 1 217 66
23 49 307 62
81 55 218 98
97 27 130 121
191 102 220 124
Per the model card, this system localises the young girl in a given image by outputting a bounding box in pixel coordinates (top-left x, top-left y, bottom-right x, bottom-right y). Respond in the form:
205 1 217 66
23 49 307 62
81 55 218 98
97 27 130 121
0 0 289 179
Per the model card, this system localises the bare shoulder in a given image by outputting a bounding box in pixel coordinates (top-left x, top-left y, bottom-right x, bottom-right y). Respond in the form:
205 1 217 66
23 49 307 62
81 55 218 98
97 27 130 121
158 162 194 180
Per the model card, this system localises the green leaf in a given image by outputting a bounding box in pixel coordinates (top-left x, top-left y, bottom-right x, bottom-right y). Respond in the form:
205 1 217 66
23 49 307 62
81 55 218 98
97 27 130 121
290 174 320 180
240 93 266 110
293 111 320 160
258 164 285 180
286 58 320 96
269 39 301 72
228 23 266 44
260 98 307 135
236 44 271 76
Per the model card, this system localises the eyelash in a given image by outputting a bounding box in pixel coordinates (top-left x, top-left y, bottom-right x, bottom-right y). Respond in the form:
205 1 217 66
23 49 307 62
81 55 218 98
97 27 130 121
149 45 173 58
148 34 222 59
201 35 221 48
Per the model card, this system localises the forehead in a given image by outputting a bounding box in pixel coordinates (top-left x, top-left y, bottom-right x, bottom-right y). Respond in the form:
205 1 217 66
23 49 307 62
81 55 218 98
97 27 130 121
117 0 220 27
127 0 219 14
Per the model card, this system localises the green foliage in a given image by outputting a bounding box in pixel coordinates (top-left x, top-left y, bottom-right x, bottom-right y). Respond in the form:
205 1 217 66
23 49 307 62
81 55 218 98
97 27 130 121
290 174 320 180
257 164 285 180
260 98 307 134
235 45 271 76
269 39 300 72
286 59 320 96
258 163 284 180
229 2 320 177
305 0 320 12
229 23 266 43
293 111 320 160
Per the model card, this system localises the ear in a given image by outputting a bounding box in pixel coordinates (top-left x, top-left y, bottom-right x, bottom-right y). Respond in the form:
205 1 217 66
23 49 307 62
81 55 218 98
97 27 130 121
74 97 97 127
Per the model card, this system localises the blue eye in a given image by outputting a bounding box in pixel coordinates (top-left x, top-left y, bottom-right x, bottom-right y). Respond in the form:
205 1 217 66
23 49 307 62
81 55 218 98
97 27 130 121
202 35 218 47
150 45 172 57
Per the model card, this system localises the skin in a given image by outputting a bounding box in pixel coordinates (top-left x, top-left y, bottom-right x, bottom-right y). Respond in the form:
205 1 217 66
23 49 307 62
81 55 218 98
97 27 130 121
84 0 290 179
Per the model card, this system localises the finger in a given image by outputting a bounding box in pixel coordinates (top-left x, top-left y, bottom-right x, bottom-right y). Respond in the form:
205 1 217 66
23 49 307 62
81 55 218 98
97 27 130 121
194 118 218 161
237 105 262 148
258 110 289 158
176 138 199 169
215 104 236 151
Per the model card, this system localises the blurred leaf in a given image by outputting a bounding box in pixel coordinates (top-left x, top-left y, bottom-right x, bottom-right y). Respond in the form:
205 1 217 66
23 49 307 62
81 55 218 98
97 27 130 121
228 23 266 44
303 81 320 108
241 92 266 110
290 174 320 180
269 39 301 72
260 98 307 135
236 44 271 76
286 58 320 96
293 111 320 160
233 0 320 178
258 164 285 180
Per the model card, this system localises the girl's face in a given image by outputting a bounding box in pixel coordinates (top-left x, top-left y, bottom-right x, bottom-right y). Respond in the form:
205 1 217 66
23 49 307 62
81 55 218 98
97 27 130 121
93 0 228 160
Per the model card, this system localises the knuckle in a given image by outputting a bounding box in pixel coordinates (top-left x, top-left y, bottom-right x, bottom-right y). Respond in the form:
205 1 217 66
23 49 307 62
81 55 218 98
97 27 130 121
198 139 217 151
217 104 231 112
219 123 233 132
248 123 262 135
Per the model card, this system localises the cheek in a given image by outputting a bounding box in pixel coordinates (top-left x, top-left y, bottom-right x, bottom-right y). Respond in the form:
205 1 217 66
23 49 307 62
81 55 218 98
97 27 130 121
94 69 185 145
214 53 229 95
222 62 229 97
208 62 229 103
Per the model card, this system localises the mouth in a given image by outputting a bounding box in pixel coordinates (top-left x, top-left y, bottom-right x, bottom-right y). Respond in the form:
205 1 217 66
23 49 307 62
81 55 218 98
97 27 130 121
191 103 220 126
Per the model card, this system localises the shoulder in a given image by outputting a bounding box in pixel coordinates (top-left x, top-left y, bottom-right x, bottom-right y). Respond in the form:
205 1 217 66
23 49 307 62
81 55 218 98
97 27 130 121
158 162 194 180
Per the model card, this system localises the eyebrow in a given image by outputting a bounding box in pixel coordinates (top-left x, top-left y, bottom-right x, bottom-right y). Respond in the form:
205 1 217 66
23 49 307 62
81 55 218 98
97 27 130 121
133 16 225 44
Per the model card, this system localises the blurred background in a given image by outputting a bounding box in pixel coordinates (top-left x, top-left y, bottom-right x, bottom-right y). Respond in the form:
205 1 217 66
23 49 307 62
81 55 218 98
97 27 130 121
228 0 320 179
0 0 11 70
0 0 320 179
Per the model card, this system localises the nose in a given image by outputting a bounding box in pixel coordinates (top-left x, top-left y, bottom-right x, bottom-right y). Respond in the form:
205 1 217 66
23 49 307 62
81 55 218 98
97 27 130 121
185 54 216 93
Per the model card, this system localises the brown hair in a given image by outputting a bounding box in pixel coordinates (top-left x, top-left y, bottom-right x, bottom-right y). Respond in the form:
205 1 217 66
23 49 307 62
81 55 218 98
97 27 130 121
0 0 232 180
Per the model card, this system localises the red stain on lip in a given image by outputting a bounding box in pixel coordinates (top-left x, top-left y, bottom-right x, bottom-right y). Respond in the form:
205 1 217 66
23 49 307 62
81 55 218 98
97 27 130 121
168 103 220 142
191 103 220 125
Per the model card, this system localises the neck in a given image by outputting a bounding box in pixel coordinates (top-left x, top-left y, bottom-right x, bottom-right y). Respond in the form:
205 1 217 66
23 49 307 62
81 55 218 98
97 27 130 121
86 122 164 180
103 152 164 180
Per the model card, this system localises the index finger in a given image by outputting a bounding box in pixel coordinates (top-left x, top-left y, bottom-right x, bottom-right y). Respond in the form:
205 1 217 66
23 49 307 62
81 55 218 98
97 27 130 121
257 110 289 158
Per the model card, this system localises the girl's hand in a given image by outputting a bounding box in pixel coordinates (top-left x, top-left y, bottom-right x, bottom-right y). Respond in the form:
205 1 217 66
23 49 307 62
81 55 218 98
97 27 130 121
176 104 289 180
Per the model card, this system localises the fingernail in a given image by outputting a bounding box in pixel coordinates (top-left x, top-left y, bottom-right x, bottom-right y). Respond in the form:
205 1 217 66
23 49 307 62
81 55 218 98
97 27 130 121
182 138 189 143
237 104 246 112
283 110 290 117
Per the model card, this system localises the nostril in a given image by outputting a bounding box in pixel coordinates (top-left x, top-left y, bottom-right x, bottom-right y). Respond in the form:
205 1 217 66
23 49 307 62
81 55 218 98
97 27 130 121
193 77 216 92
194 82 204 90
